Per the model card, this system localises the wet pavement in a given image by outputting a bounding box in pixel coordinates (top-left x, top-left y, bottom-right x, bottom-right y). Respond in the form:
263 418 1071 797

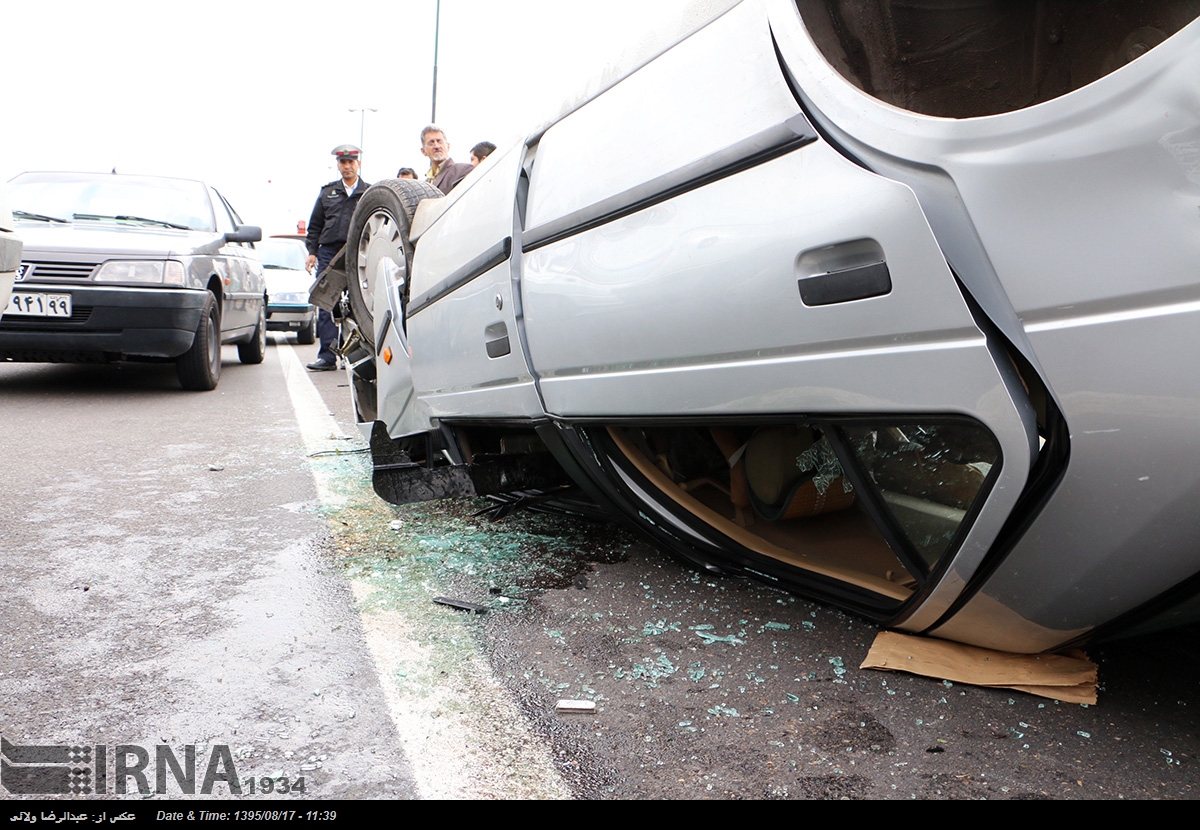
0 348 417 799
2 340 1198 801
356 496 1200 799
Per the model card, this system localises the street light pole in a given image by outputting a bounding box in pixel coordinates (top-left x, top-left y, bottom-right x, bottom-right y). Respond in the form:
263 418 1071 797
431 0 441 123
348 107 378 153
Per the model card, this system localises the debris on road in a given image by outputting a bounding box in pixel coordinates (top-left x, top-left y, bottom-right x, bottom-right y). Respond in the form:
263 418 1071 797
433 596 488 614
860 631 1098 704
556 699 597 714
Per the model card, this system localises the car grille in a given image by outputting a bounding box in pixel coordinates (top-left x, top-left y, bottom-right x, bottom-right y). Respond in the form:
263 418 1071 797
20 260 99 281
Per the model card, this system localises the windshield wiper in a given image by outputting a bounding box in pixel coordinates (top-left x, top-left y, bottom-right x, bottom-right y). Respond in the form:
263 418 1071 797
73 213 191 230
13 210 69 223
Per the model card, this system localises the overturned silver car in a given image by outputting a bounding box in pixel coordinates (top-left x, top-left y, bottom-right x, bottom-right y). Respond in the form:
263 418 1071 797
314 0 1200 654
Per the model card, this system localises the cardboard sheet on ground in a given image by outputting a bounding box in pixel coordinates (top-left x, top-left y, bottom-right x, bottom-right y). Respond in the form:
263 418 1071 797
860 631 1098 705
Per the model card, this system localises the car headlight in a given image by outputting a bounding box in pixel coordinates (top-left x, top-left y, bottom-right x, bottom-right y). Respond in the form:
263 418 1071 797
94 260 186 285
272 292 310 304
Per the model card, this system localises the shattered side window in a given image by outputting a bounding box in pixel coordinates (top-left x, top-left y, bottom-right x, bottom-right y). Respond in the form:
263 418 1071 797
740 426 856 520
839 423 998 569
602 418 1001 604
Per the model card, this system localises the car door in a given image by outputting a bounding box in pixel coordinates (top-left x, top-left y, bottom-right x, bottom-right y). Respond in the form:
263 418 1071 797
516 0 1039 622
209 187 259 336
404 144 543 424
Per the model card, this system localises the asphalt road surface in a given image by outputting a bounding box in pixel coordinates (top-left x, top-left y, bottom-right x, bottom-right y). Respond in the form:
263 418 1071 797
1 338 1197 801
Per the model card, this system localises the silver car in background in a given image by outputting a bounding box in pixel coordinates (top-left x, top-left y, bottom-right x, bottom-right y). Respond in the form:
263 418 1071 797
315 0 1200 654
259 235 317 345
2 172 265 390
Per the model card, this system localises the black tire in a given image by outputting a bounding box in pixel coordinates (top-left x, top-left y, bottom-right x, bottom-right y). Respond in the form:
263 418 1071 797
238 299 267 365
344 179 443 348
296 311 317 345
177 292 221 391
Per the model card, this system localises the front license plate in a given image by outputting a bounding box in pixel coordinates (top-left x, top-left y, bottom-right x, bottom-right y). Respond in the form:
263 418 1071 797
5 292 73 318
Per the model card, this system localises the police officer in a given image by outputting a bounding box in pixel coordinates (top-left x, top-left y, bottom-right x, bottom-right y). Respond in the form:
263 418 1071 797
304 144 370 371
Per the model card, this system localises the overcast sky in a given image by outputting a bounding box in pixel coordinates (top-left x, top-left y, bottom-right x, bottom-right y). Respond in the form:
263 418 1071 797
3 0 732 233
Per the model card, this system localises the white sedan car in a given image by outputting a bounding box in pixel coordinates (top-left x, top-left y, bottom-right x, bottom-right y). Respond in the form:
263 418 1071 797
259 236 317 345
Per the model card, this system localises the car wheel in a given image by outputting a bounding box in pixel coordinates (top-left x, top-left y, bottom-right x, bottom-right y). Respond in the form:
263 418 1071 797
238 299 267 364
177 292 221 391
346 178 443 348
296 311 316 345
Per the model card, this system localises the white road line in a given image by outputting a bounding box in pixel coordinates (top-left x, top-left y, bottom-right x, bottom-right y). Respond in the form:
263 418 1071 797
276 339 571 799
277 339 359 507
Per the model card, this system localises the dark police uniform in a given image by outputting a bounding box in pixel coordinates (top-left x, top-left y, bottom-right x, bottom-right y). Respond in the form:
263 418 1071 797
305 178 370 258
305 176 370 366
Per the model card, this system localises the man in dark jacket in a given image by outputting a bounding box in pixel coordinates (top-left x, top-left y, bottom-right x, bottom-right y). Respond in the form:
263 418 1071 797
305 144 370 371
420 126 474 195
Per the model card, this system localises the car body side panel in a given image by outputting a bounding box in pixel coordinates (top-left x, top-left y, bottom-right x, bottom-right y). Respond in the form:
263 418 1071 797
375 273 427 437
524 0 806 242
522 142 1021 421
409 145 522 308
410 260 541 420
521 138 1038 623
933 305 1200 652
204 186 264 337
765 1 1200 650
221 242 263 338
407 145 543 421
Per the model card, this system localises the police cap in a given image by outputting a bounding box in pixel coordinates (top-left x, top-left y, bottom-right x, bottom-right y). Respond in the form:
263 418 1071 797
332 144 361 161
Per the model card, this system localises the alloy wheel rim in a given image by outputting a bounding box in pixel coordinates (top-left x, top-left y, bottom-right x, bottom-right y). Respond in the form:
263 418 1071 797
357 209 406 323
